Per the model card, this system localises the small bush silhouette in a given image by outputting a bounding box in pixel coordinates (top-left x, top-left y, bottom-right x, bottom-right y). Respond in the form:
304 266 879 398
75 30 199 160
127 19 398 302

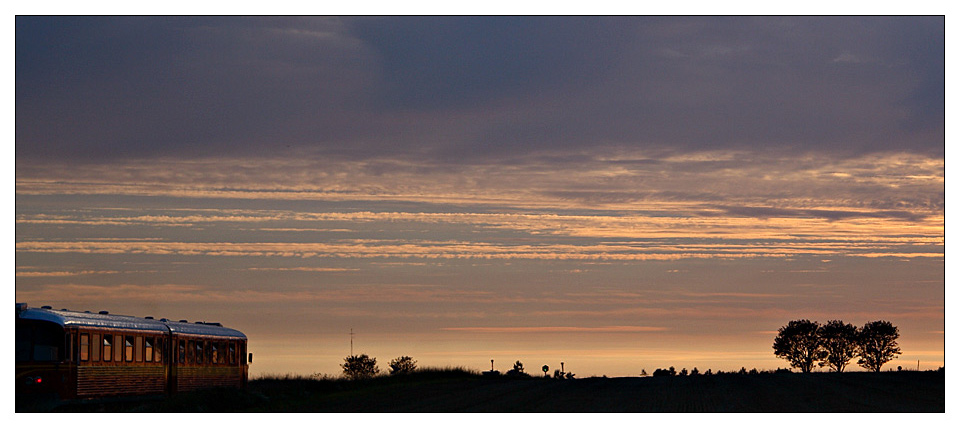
652 367 676 377
341 354 379 379
388 355 417 375
506 360 530 377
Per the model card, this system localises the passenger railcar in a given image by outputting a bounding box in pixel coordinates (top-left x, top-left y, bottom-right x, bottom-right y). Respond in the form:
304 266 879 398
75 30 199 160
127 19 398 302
16 303 250 402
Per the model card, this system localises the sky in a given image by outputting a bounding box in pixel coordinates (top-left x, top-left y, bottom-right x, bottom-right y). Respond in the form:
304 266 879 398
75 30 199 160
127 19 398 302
14 15 945 378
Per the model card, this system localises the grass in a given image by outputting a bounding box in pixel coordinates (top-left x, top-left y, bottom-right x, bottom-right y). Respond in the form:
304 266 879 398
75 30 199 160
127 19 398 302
33 368 944 412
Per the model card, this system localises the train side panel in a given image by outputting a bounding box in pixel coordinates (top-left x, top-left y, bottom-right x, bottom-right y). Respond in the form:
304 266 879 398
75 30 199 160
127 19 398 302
17 304 249 406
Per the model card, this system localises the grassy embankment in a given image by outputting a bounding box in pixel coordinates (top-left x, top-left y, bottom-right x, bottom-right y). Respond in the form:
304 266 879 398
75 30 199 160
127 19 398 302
49 367 944 412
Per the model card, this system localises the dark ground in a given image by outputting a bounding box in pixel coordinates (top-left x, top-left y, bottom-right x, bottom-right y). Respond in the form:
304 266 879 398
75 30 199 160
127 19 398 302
31 369 945 412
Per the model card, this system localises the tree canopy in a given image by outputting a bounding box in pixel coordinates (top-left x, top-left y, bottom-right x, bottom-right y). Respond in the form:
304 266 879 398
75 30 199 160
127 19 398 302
773 319 826 373
857 320 901 372
819 320 859 372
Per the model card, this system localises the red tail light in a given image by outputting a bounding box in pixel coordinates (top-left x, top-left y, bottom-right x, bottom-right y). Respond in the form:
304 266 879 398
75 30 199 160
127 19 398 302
34 377 42 384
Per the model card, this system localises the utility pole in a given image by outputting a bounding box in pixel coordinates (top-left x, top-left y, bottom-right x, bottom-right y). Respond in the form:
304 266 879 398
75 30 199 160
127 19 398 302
350 328 354 356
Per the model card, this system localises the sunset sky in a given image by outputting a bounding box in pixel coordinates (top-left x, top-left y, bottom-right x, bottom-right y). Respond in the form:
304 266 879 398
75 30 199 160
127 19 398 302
15 16 944 377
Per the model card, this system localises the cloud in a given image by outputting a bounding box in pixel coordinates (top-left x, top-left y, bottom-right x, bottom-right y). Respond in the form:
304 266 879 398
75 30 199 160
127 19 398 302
440 326 669 333
244 267 360 273
15 270 120 277
16 17 944 163
709 206 929 222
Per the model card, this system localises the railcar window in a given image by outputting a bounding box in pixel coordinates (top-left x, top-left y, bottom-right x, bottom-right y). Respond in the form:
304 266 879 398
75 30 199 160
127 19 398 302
195 341 203 364
155 338 162 363
179 340 186 364
229 342 236 365
124 336 134 362
92 333 101 362
211 343 219 364
103 335 112 362
80 334 89 361
145 337 154 362
205 341 212 365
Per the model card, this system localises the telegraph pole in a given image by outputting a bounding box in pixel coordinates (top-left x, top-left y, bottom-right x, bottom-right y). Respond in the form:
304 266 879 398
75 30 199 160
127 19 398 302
350 328 354 356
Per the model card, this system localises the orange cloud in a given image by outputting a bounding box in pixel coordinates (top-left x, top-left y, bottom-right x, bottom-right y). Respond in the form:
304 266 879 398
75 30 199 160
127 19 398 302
440 326 669 333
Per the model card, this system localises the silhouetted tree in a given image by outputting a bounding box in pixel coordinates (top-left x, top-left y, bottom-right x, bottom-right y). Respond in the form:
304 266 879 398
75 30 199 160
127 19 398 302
857 320 901 372
690 367 700 375
640 368 648 376
565 371 575 379
819 320 859 372
388 355 417 375
749 368 759 375
704 368 712 376
679 368 688 376
341 354 379 379
738 367 748 375
668 366 676 376
506 360 530 377
773 319 826 373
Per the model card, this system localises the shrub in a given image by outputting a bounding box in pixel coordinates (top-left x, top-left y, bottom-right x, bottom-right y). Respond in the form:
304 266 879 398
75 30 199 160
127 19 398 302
388 355 417 375
341 354 379 379
506 360 530 377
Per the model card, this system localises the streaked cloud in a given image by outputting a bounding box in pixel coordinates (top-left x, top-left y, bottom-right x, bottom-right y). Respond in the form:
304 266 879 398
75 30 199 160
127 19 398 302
440 326 670 333
15 270 121 277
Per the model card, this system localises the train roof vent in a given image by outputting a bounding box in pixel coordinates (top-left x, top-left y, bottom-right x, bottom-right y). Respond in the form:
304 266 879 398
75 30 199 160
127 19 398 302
41 305 52 309
206 322 223 326
145 316 154 319
179 320 188 323
160 318 168 322
195 321 204 324
61 308 69 311
99 311 109 315
84 311 91 313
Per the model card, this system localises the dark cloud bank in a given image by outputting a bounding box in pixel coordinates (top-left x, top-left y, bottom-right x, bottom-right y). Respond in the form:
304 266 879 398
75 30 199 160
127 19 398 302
16 16 944 163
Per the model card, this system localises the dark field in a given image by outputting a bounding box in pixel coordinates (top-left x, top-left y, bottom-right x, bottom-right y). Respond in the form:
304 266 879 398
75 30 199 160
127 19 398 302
41 369 944 412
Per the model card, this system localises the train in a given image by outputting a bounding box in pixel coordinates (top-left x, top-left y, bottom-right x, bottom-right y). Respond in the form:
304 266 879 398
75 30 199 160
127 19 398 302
16 303 251 404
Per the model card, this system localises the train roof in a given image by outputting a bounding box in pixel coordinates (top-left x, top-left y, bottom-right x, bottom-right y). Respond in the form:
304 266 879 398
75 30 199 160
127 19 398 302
16 303 246 339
